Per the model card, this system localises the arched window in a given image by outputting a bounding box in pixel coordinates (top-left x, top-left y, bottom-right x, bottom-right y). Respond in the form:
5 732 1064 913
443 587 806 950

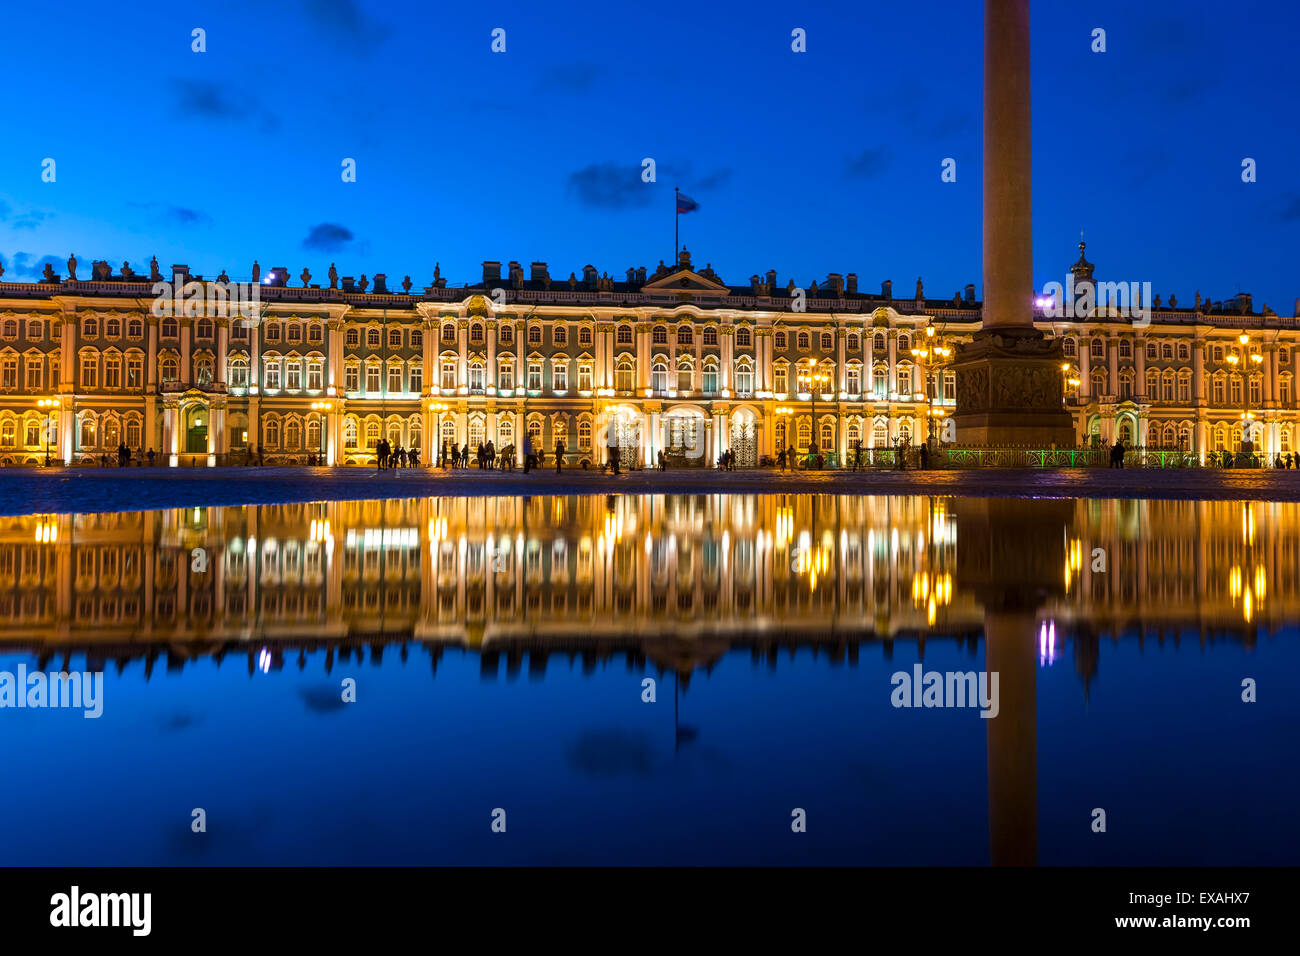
499 418 514 446
79 416 96 449
1118 340 1131 358
874 333 886 352
1091 338 1105 358
365 421 380 448
677 359 693 392
306 418 321 451
196 318 213 339
820 332 833 351
1063 338 1076 357
652 326 668 344
264 419 281 448
703 361 719 393
285 419 301 450
127 318 143 338
103 418 120 449
797 420 811 450
703 327 717 345
736 327 752 348
344 418 359 448
898 333 910 352
160 356 179 383
578 326 593 346
797 331 810 350
161 317 178 338
616 325 633 345
442 323 456 342
735 362 753 395
651 361 668 392
471 323 484 343
615 360 635 392
820 421 834 449
773 330 785 349
367 328 381 348
577 420 591 449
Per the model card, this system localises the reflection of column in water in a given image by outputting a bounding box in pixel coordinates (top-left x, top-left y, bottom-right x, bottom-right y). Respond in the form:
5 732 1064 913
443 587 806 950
984 608 1037 867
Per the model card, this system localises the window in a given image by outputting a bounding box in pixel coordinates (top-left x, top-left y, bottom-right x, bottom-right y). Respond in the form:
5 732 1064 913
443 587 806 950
498 362 514 391
528 362 542 390
366 365 381 393
797 332 810 350
1212 345 1224 362
126 419 141 448
346 328 360 347
1280 377 1292 406
653 326 668 344
1248 378 1262 406
1178 344 1189 361
898 334 910 352
28 319 45 340
81 353 98 388
847 367 861 394
703 363 718 393
736 363 753 395
410 329 421 348
104 354 121 389
83 317 99 337
847 333 860 351
774 366 788 393
263 359 281 390
678 363 693 392
578 326 592 346
196 318 213 339
160 356 179 383
578 421 592 449
553 325 566 346
1162 344 1174 360
873 366 888 396
1178 373 1191 402
79 416 95 449
616 325 633 345
265 419 281 448
25 359 42 391
1092 339 1105 358
409 365 422 394
703 327 717 345
195 355 213 385
499 325 514 345
737 327 752 348
678 327 693 345
285 419 301 450
774 331 786 349
1063 338 1076 357
308 323 324 344
389 328 403 348
307 361 323 390
389 364 404 393
443 323 456 343
897 367 912 396
552 361 567 391
345 365 360 392
820 332 833 351
1212 377 1225 405
468 362 483 391
229 357 248 388
651 361 668 392
441 359 456 390
469 323 484 344
528 326 542 346
365 422 380 449
265 323 281 343
367 328 381 349
105 318 121 338
820 422 834 449
577 364 592 391
615 360 634 392
1119 340 1132 358
161 317 178 338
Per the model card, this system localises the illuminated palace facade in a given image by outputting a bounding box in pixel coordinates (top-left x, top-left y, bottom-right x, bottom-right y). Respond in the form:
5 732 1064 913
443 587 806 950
0 246 1296 466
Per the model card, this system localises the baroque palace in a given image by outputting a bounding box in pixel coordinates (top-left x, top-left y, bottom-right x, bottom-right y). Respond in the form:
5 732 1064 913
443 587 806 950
0 245 1296 467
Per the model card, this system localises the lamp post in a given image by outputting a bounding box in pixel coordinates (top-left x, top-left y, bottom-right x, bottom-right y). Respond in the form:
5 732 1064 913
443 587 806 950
311 401 331 465
775 406 794 468
1225 333 1264 456
37 398 60 466
911 325 952 449
430 402 449 466
798 365 831 464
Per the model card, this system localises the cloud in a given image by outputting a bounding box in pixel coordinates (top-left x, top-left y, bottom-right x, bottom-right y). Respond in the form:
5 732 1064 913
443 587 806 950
537 62 602 92
128 202 212 227
567 162 653 209
301 0 391 52
169 79 279 131
2 252 65 279
693 167 733 191
0 201 50 230
845 147 890 178
302 222 356 251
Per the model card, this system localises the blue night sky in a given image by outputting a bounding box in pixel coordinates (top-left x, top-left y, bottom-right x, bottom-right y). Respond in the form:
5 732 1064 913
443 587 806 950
1 0 1297 311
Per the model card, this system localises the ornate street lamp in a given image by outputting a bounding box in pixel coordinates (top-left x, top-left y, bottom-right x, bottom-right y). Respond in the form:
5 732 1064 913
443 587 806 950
429 402 449 466
36 398 60 466
1225 333 1264 454
911 325 952 449
797 365 831 460
311 401 331 464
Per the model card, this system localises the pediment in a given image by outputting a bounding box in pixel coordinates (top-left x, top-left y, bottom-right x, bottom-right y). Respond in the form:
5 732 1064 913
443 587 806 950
641 269 730 297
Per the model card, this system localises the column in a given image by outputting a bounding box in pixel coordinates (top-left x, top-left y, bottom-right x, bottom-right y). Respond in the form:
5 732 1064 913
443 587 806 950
1134 335 1145 400
216 322 229 385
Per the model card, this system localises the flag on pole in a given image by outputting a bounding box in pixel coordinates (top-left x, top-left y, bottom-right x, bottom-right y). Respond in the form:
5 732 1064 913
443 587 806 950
676 192 699 214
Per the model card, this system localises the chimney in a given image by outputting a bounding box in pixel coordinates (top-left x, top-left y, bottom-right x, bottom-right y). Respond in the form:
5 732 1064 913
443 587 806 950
881 279 892 299
846 273 858 295
636 266 646 285
530 261 549 283
269 266 289 288
750 274 762 295
482 260 502 284
766 269 777 291
964 283 976 304
341 276 355 292
582 264 598 289
372 274 388 294
827 273 843 297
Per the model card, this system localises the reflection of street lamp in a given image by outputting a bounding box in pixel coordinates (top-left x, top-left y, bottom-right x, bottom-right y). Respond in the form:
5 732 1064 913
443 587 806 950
1225 333 1264 453
311 401 331 465
37 398 60 466
797 365 831 455
429 402 449 466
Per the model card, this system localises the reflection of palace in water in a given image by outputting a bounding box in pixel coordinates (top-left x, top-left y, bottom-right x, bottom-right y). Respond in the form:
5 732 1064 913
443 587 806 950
0 495 1289 683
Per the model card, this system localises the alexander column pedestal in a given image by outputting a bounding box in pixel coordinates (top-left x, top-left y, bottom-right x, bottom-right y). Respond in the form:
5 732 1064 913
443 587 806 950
955 0 1076 449
952 330 1075 446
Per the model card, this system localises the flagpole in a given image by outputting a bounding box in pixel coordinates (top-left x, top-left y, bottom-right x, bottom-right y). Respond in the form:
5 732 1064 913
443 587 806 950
674 186 679 265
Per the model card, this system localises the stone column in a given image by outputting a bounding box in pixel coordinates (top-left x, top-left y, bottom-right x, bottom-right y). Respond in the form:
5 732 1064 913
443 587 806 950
951 0 1074 447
